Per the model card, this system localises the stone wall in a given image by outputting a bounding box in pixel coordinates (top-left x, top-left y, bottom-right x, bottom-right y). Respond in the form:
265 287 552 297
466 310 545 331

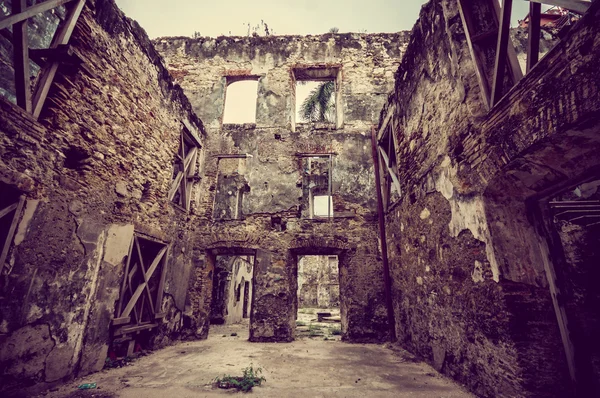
377 0 600 397
155 32 411 343
0 0 212 392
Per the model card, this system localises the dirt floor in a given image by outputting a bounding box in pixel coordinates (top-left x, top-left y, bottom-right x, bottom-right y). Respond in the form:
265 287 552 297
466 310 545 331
36 319 473 398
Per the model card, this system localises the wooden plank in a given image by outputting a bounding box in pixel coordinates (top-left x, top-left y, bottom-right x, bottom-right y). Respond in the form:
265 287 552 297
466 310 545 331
471 29 497 43
114 323 158 336
491 0 513 107
0 203 18 219
378 146 401 196
134 236 155 316
457 0 491 109
112 316 131 326
32 0 86 119
377 111 393 140
168 171 184 201
527 0 591 14
116 236 135 316
491 0 523 86
0 195 25 272
0 0 76 30
29 44 74 62
154 244 170 314
527 2 542 73
12 0 31 113
121 246 166 318
379 152 390 209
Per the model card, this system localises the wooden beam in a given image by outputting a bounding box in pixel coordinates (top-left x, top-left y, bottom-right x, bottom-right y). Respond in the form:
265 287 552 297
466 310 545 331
527 0 591 14
121 246 166 318
154 244 171 313
12 0 31 113
0 196 25 273
0 0 76 30
134 236 155 316
457 0 491 109
527 2 542 73
491 0 513 107
29 44 74 62
0 203 18 219
112 316 131 326
31 0 85 119
116 236 135 316
378 146 401 196
491 0 523 85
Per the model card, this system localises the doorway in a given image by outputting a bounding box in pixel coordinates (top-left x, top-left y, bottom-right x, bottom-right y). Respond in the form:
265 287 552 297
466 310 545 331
295 255 342 340
210 254 254 326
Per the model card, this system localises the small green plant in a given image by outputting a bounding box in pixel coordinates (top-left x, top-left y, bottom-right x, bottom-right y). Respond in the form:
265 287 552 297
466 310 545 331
214 364 266 392
330 327 342 336
296 321 306 326
308 323 323 337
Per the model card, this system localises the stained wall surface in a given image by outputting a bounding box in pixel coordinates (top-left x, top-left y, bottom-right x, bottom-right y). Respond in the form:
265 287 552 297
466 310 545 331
376 0 600 397
154 32 411 343
0 0 212 392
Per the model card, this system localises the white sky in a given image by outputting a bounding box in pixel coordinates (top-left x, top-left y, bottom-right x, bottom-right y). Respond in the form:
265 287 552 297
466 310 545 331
114 0 534 39
223 80 258 124
115 0 536 124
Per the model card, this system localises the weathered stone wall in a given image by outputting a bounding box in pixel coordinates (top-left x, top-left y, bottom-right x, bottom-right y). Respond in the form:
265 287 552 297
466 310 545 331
155 32 411 343
377 0 600 397
0 0 211 392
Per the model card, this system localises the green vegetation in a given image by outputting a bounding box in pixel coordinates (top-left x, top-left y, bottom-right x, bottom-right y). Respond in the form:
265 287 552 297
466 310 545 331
214 364 266 393
299 81 335 123
296 321 307 326
308 323 323 337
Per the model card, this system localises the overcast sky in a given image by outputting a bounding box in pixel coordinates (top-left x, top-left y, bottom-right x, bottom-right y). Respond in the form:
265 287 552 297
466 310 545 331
114 0 533 39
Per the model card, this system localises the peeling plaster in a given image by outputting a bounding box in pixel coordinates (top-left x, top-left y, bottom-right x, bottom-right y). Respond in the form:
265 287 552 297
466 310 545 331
13 199 39 246
435 156 499 282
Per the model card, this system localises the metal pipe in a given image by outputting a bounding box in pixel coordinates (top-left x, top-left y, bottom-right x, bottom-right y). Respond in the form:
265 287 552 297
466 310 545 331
370 126 396 342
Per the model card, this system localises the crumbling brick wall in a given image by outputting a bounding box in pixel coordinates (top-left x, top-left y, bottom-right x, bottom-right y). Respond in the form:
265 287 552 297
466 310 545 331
377 0 600 397
0 0 211 391
155 32 411 343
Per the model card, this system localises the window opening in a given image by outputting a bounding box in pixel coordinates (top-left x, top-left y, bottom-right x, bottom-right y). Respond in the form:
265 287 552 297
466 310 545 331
293 67 342 130
169 125 202 211
303 155 333 219
223 79 258 124
111 234 170 356
296 80 335 123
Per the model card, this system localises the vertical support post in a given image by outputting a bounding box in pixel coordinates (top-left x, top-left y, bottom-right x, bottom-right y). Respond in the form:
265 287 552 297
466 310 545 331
12 0 32 112
370 126 396 342
491 0 513 107
328 154 332 220
527 2 542 73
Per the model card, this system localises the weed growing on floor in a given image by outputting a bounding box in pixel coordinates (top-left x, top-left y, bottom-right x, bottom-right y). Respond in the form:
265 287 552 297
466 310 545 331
308 323 323 337
214 364 266 392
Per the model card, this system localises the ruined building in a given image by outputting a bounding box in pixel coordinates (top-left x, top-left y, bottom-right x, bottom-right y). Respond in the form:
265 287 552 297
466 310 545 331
0 0 599 397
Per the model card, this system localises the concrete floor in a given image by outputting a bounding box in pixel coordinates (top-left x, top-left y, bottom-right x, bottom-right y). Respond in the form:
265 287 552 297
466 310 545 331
41 320 473 398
